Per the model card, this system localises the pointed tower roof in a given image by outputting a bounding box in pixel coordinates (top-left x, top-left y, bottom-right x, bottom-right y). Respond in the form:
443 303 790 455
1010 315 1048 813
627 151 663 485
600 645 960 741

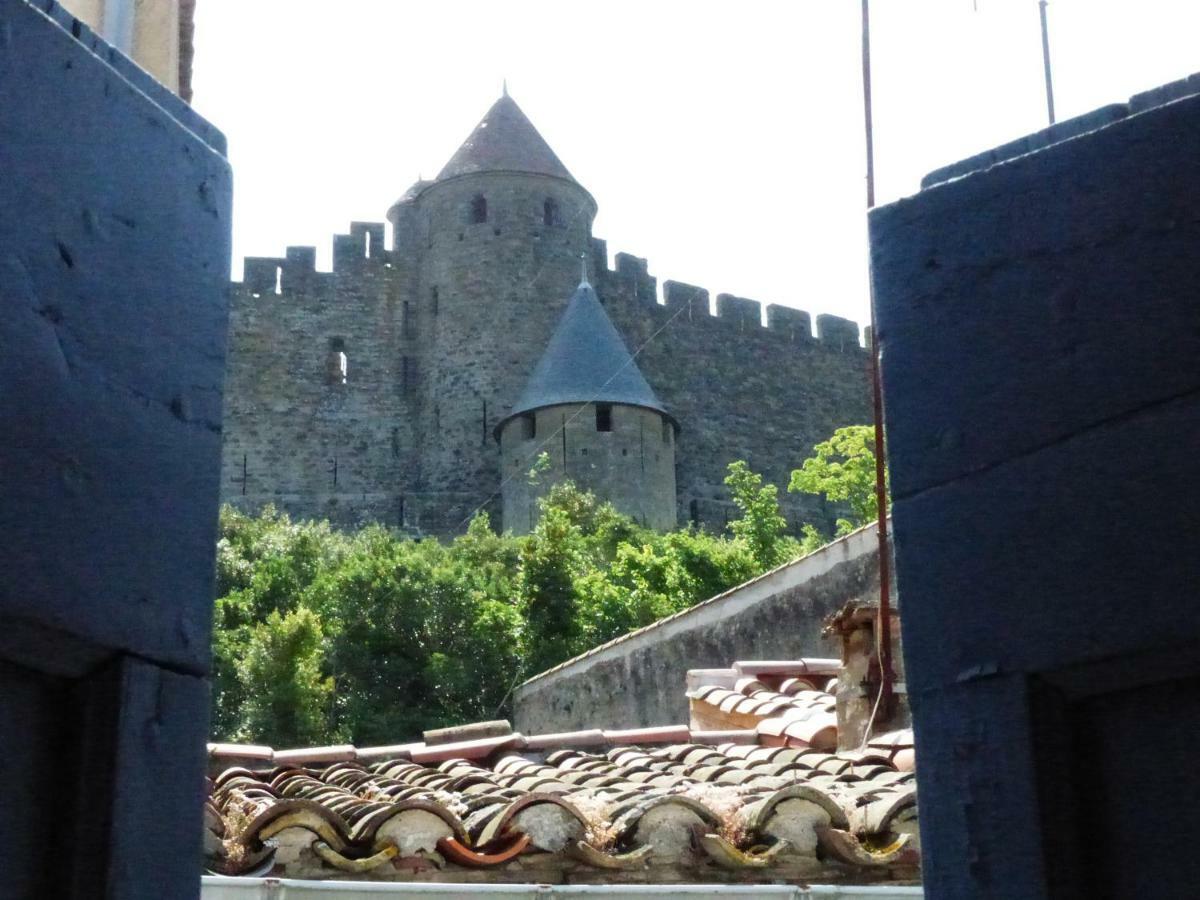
498 278 675 437
437 94 577 184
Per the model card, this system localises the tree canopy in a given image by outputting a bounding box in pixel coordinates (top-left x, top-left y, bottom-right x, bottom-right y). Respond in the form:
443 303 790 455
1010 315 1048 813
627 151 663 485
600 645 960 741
211 425 881 745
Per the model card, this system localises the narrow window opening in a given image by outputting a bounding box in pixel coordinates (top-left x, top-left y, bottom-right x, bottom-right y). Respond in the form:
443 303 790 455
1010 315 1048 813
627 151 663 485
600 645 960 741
520 413 536 440
364 230 371 258
274 265 282 295
470 194 487 224
403 300 413 338
596 404 613 432
580 447 588 456
236 453 249 495
662 421 672 444
327 337 347 385
543 198 560 227
431 286 439 315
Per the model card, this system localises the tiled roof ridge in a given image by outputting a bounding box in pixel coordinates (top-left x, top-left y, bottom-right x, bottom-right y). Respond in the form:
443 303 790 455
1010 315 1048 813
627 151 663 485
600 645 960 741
207 735 920 881
206 667 918 883
209 723 755 768
519 520 884 688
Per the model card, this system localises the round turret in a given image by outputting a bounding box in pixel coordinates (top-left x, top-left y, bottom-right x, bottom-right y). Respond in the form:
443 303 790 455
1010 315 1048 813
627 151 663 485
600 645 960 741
390 93 601 531
496 279 678 533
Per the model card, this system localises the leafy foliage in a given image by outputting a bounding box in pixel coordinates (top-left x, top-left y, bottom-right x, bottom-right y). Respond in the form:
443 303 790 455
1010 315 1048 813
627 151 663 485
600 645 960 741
235 606 341 747
210 430 878 746
789 424 884 538
724 460 798 569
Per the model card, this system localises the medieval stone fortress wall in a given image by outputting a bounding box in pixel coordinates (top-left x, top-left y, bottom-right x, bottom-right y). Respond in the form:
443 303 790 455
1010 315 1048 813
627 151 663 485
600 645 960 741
221 94 871 536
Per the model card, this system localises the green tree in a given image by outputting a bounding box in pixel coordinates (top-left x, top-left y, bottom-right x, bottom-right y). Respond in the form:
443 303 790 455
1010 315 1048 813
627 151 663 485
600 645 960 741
724 460 793 568
235 606 341 745
210 471 809 744
211 506 349 738
310 528 523 744
788 424 884 536
517 504 586 675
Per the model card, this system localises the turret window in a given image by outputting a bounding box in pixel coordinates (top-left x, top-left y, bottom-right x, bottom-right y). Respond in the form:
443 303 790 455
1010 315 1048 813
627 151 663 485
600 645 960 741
470 194 488 224
662 421 672 444
520 413 536 440
596 404 613 432
543 198 561 227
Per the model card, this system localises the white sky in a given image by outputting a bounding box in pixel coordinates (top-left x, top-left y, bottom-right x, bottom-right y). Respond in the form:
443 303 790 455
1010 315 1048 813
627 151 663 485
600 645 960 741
191 0 1200 329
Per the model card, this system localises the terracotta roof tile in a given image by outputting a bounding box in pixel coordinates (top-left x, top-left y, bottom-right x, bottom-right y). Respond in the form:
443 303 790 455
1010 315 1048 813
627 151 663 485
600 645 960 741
208 742 274 760
689 729 758 745
893 748 917 772
205 656 919 884
409 732 527 764
523 729 607 751
201 732 917 880
869 728 916 749
602 725 691 745
272 745 356 766
733 659 841 678
355 742 420 762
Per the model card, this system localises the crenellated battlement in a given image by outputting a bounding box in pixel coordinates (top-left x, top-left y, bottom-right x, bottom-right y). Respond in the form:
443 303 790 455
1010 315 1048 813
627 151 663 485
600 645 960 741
592 242 862 350
333 221 386 271
663 280 709 318
766 304 812 340
234 224 862 355
715 293 761 330
235 221 392 300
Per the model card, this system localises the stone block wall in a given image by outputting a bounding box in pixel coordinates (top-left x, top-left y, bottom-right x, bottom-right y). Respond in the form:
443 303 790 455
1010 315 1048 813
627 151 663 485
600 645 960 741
591 242 871 535
222 177 870 536
513 525 891 733
499 402 677 533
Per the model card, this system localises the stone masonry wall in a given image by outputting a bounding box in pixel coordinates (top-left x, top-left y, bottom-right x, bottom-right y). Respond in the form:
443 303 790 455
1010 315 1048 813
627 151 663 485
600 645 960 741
591 243 872 534
513 525 892 733
222 180 871 536
499 402 677 533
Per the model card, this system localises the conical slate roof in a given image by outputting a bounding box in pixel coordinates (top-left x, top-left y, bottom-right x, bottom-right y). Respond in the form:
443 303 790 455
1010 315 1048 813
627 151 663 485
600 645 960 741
437 94 577 183
498 280 674 436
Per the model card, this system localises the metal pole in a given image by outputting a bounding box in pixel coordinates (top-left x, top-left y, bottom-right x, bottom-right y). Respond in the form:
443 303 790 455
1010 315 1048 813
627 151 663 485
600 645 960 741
861 0 894 720
1039 0 1056 124
861 0 875 209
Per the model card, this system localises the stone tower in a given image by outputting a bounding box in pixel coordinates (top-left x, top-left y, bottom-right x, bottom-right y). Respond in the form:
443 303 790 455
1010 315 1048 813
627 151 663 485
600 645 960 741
497 276 678 533
386 92 598 530
222 92 872 537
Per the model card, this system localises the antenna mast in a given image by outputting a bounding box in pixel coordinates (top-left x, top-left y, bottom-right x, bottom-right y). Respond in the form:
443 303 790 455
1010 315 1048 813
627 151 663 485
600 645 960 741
1039 1 1056 124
